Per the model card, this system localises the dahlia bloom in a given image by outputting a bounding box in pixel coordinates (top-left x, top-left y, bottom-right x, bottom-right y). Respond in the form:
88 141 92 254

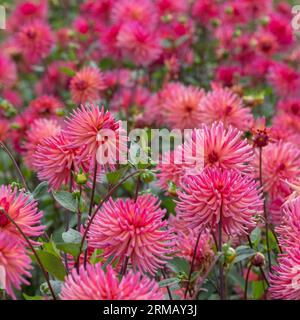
65 104 125 161
0 119 10 142
255 141 300 198
0 185 44 241
28 95 63 116
0 53 17 89
199 87 254 131
268 63 300 97
60 264 163 300
269 247 300 300
100 24 123 59
0 233 32 299
192 0 219 25
23 118 61 169
117 22 162 67
111 0 158 27
276 197 300 248
16 20 54 64
160 83 205 129
175 229 214 272
33 132 88 190
254 30 278 56
88 195 175 275
176 168 263 236
70 67 107 105
268 14 293 47
180 122 254 174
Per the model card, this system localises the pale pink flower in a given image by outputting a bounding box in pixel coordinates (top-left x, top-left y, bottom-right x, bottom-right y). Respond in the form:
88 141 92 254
160 83 205 129
23 118 61 169
0 186 44 241
199 87 254 131
70 67 107 105
33 132 89 190
0 233 32 299
65 104 124 160
60 264 163 300
269 247 300 300
255 141 300 198
117 22 162 67
16 20 54 64
176 168 263 236
88 195 175 275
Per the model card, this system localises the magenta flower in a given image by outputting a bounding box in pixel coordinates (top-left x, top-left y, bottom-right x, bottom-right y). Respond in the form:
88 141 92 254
60 264 163 300
88 195 175 275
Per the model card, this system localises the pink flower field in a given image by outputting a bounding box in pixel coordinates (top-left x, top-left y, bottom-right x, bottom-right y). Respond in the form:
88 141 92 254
1 0 300 302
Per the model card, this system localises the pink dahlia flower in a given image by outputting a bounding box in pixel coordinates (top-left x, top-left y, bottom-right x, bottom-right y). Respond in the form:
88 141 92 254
111 0 158 27
269 247 300 300
268 63 300 97
16 20 54 64
117 22 162 67
23 118 61 169
0 53 17 89
199 87 254 131
28 95 63 116
255 141 300 198
88 195 175 275
34 132 89 190
60 264 163 300
160 83 205 129
65 104 125 161
0 185 44 242
0 119 10 142
0 233 32 299
69 67 107 105
176 168 263 236
276 197 300 248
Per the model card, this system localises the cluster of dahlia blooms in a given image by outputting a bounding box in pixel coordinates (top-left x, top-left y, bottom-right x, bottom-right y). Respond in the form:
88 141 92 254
1 0 300 301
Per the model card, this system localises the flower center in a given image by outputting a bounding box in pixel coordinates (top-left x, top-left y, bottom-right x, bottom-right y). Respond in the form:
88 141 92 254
185 105 194 113
277 163 286 172
26 29 37 39
0 209 9 227
291 103 300 115
208 151 219 164
75 80 88 91
224 105 232 115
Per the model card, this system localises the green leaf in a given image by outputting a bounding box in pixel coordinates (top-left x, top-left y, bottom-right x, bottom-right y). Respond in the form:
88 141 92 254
32 182 48 200
33 250 67 281
23 293 43 300
250 227 261 247
59 66 76 77
106 167 127 185
234 246 256 264
168 257 190 275
53 191 77 212
159 278 180 288
62 228 82 244
56 242 81 259
40 280 63 296
252 280 265 300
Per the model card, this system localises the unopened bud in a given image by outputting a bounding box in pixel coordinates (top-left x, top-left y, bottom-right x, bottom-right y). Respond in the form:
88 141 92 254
75 172 88 185
140 170 155 183
251 252 265 267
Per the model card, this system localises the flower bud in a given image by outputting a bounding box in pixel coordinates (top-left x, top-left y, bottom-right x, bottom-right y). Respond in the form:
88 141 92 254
75 172 88 185
140 170 155 183
251 252 265 267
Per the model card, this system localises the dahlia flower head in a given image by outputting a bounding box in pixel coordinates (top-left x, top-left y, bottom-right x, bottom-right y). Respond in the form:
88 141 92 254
65 104 126 162
60 264 163 300
33 131 91 190
255 141 300 198
116 22 162 67
157 122 254 192
0 53 17 89
111 0 158 27
70 67 107 105
176 167 263 236
268 62 300 97
269 247 300 300
16 20 54 64
0 119 10 142
0 233 32 299
199 87 254 131
28 95 63 117
175 228 214 272
159 82 205 129
23 118 61 169
88 195 175 275
0 185 44 242
276 196 300 249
